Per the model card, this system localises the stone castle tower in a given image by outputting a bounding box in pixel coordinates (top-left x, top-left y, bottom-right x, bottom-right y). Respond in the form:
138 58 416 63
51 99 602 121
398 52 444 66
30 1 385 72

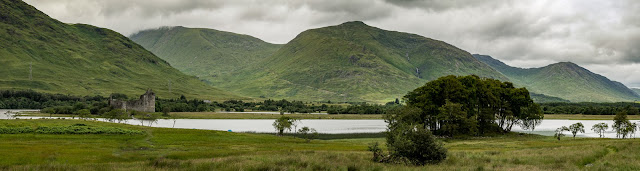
109 89 156 113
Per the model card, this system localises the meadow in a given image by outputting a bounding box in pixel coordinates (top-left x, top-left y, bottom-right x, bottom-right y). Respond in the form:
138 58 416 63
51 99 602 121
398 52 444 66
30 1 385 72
1 119 639 170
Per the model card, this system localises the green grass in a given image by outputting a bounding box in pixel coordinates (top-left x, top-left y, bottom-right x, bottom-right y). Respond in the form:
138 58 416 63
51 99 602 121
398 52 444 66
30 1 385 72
474 54 640 102
0 0 240 100
1 119 640 170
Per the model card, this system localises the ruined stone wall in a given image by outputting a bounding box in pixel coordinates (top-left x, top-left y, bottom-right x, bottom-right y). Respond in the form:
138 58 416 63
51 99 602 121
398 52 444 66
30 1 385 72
109 90 155 113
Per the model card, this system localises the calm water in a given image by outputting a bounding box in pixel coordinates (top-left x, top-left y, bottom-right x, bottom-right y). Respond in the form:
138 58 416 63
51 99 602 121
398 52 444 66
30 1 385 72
2 109 638 138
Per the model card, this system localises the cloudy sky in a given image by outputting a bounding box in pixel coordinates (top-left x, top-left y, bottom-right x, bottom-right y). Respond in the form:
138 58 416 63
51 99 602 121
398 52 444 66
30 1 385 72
24 0 640 88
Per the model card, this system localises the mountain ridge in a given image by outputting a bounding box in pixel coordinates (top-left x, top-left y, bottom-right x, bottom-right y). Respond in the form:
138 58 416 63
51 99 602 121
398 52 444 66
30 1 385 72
0 0 240 100
132 21 508 102
473 54 639 102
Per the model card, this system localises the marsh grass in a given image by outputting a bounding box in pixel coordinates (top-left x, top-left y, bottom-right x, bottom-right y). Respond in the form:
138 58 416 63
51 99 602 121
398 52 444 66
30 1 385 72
1 119 639 170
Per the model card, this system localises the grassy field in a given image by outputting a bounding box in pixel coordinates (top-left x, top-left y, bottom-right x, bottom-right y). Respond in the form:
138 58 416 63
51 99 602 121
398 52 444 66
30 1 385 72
1 119 639 170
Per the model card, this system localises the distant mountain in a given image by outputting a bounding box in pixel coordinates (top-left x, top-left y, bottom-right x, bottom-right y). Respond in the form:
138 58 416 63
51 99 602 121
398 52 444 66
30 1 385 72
633 88 640 97
130 27 282 81
474 54 640 102
134 21 507 102
0 0 239 100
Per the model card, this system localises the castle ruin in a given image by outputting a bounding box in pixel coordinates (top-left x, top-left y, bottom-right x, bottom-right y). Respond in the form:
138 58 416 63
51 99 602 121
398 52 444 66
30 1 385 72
109 89 155 113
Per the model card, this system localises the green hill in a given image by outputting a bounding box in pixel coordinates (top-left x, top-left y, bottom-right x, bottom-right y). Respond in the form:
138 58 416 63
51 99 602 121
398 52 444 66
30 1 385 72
0 0 239 100
474 54 640 102
130 27 282 82
133 21 507 102
633 88 640 97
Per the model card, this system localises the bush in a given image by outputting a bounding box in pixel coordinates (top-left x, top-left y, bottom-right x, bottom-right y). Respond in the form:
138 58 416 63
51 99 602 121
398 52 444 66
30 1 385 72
385 124 447 165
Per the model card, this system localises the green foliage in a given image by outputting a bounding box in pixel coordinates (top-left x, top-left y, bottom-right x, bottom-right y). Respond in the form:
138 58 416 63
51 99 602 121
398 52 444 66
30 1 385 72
568 122 585 139
554 126 569 141
273 116 297 135
75 109 91 120
401 75 543 136
367 142 383 162
297 126 318 142
0 0 237 100
385 123 447 165
612 107 638 139
103 109 129 123
0 124 143 135
540 102 640 115
474 54 640 102
591 123 608 138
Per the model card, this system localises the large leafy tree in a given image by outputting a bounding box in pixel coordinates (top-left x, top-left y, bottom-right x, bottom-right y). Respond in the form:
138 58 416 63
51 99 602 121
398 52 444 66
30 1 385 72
403 75 543 136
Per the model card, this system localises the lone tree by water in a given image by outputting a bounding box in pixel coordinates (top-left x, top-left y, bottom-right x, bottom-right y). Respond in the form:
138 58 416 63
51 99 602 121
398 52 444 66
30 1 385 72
613 106 637 139
273 116 296 136
554 126 569 141
568 122 585 139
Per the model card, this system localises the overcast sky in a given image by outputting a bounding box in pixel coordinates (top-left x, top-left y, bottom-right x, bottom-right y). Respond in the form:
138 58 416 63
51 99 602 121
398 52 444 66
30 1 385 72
24 0 640 88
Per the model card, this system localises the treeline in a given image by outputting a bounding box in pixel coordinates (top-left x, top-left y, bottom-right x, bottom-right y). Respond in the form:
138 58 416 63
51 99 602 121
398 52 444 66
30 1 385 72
1 90 399 115
158 97 399 114
0 90 106 109
540 102 640 115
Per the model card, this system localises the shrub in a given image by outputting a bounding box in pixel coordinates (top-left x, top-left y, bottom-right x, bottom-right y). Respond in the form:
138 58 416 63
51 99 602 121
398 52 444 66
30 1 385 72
385 123 447 165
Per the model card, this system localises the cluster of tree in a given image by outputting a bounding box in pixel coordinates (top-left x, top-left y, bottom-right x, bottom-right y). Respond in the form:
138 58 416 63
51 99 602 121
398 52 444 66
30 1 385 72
369 75 543 166
393 75 544 137
555 107 639 140
540 102 640 115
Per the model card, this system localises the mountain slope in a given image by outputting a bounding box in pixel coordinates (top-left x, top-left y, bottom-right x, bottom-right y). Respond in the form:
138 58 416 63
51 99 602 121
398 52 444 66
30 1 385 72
474 54 639 102
0 0 239 100
130 27 282 81
189 21 507 102
633 88 640 97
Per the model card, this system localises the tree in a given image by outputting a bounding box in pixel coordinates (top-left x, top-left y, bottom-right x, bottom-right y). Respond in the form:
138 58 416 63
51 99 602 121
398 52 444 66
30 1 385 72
76 109 91 120
568 122 585 139
273 116 296 136
591 123 608 138
298 126 318 142
162 107 171 117
104 109 128 123
554 126 569 141
367 142 383 162
613 108 634 138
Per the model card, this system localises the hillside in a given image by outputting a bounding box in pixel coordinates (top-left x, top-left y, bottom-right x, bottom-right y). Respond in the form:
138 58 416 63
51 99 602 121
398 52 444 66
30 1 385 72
633 88 640 97
474 54 640 102
153 21 507 102
130 27 282 82
0 0 239 100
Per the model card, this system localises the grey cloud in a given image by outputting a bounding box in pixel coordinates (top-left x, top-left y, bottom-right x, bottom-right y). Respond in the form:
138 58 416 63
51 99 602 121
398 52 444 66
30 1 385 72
383 0 507 11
